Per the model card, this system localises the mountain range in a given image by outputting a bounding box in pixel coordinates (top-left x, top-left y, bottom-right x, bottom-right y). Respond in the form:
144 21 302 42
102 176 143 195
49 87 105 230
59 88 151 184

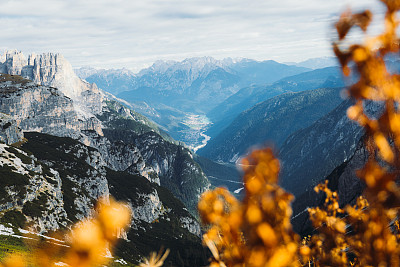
0 49 387 266
198 87 345 163
285 56 338 69
78 57 311 148
0 50 212 265
205 66 345 139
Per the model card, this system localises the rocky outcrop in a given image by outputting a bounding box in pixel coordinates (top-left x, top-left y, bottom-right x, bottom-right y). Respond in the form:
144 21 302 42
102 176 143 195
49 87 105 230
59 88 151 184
0 141 70 232
0 50 104 120
0 74 102 140
130 191 165 223
0 113 23 145
180 216 201 236
98 100 211 214
0 50 28 76
134 131 210 215
103 128 210 215
82 130 160 184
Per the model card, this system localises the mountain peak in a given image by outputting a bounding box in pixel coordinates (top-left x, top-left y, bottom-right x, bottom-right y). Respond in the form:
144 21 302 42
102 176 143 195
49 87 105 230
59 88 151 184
0 49 104 120
138 56 236 82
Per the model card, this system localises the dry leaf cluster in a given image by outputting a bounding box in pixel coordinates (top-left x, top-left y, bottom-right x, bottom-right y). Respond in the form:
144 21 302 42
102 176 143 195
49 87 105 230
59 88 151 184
198 149 299 267
0 197 131 267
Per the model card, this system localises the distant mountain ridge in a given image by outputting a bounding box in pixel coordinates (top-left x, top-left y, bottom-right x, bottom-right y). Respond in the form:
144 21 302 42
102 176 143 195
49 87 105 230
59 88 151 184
78 57 311 146
198 87 344 163
115 57 311 114
205 66 345 139
278 99 369 196
81 57 311 100
285 56 338 69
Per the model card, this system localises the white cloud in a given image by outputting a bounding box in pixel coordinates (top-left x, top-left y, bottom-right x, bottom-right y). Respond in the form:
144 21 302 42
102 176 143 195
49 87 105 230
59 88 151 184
0 0 385 72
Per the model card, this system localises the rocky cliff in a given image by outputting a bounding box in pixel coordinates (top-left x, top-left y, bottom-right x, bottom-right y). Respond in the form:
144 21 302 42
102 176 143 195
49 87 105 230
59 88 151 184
0 51 211 265
0 129 207 265
99 101 210 214
0 73 102 142
0 51 211 215
0 113 24 145
0 50 103 120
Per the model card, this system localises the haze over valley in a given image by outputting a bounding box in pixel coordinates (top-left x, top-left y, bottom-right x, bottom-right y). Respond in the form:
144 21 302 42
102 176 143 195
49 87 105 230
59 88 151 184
0 40 398 265
0 0 395 266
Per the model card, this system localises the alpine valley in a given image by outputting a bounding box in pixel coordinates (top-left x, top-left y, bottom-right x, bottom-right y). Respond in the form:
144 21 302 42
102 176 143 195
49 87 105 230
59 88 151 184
1 48 387 266
0 50 210 266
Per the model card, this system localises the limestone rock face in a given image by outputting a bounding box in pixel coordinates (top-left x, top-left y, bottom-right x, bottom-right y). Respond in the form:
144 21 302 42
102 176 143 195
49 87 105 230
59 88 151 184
131 191 164 223
0 75 102 139
0 141 70 233
0 50 104 119
0 51 210 243
82 130 160 184
103 128 210 214
179 216 201 236
0 50 28 76
0 113 24 145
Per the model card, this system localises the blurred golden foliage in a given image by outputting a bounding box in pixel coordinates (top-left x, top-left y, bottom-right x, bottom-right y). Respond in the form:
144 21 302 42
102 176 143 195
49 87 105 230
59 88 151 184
198 149 300 267
199 0 400 266
0 197 131 267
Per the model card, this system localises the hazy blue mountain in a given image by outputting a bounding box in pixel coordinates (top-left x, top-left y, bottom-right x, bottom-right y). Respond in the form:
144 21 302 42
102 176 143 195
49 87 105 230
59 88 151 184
291 137 366 236
230 59 311 86
118 66 241 114
285 56 338 69
277 100 383 197
272 66 344 91
205 84 287 138
74 66 101 79
83 68 136 95
86 57 308 148
198 87 344 163
112 57 311 114
206 67 345 138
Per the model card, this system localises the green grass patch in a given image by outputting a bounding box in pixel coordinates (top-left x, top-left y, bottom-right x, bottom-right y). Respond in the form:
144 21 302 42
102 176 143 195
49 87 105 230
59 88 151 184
0 74 31 85
0 235 29 261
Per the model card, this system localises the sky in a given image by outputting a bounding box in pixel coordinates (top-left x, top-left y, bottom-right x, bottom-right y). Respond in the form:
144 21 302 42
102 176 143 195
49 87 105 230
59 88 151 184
0 0 385 72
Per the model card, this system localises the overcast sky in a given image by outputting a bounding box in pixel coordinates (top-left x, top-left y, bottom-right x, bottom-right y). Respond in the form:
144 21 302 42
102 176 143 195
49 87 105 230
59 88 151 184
0 0 384 72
